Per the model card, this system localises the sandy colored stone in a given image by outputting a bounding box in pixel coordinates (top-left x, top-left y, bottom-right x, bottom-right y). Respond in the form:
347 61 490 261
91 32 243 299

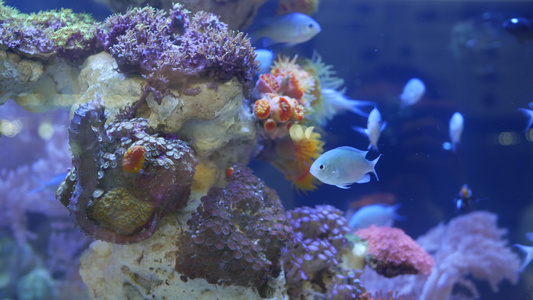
75 52 257 185
80 204 288 300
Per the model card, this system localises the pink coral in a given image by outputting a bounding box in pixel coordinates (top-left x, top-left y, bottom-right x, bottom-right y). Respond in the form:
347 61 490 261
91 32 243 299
355 226 434 278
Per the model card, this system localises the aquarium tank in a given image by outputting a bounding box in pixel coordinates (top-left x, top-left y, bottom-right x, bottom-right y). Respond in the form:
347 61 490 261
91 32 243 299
1 0 533 299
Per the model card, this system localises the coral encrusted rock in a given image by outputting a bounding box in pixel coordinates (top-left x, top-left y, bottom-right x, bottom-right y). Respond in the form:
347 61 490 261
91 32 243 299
175 165 294 288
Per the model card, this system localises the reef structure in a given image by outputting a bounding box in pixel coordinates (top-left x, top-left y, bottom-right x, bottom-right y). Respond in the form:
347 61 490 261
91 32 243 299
57 98 198 244
176 165 294 288
283 205 367 299
78 166 290 299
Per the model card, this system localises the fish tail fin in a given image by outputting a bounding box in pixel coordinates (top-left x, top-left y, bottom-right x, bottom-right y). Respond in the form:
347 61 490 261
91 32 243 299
513 243 533 271
347 99 374 117
371 154 382 181
352 126 367 137
527 232 533 242
518 108 533 132
28 174 45 194
390 203 407 221
451 141 459 153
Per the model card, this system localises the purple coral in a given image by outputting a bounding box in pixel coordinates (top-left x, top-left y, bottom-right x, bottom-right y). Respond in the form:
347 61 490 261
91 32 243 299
98 4 258 101
0 4 99 60
283 205 366 299
175 164 293 287
58 98 198 244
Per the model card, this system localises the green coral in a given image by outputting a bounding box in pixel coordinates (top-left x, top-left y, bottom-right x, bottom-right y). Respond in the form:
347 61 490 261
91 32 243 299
0 1 99 59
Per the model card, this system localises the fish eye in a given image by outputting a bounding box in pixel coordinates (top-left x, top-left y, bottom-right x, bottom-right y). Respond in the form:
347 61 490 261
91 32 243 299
319 164 325 170
308 23 314 28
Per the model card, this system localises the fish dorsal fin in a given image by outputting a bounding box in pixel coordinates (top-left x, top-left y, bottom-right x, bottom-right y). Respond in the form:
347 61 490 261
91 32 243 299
337 146 367 154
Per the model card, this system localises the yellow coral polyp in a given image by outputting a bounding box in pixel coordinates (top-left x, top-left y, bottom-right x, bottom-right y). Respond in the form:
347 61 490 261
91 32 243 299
274 124 324 193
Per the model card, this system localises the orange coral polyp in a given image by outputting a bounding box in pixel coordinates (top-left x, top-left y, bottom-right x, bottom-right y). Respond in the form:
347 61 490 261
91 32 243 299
261 73 281 92
271 96 292 123
254 99 271 119
293 104 304 121
122 145 146 173
264 118 277 132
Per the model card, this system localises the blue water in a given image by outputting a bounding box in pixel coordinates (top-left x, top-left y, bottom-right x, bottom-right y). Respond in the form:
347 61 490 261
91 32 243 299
2 0 533 299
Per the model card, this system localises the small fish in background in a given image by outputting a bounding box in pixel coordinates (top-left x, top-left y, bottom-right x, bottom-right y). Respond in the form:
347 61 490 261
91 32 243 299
399 78 426 107
29 172 69 194
513 232 533 271
454 184 486 212
310 146 381 189
347 204 405 229
503 17 533 43
254 49 274 75
518 102 533 132
449 112 464 152
352 107 387 152
313 88 375 126
252 12 321 46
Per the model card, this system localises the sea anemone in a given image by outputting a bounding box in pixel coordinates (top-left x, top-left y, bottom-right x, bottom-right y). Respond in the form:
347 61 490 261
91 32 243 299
271 55 316 102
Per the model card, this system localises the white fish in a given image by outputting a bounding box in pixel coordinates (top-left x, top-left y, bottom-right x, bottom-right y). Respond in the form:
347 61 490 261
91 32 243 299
255 49 274 74
310 146 381 189
322 88 374 117
399 78 426 107
518 106 533 132
348 204 405 229
513 232 533 271
449 112 464 152
352 107 387 152
253 13 321 46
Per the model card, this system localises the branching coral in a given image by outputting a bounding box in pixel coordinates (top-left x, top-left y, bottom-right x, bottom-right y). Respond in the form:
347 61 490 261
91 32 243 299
283 205 366 299
0 100 71 244
58 98 198 244
359 212 521 299
419 211 520 300
175 164 293 287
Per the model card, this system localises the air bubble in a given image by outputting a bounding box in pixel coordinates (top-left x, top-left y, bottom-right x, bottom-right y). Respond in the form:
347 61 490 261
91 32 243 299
93 189 104 198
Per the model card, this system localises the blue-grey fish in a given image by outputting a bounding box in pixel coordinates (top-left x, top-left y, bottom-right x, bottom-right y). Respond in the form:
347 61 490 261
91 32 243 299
310 146 381 189
513 232 533 271
253 13 321 46
399 78 425 107
348 204 405 229
449 112 464 152
29 172 68 194
352 107 387 152
255 49 274 74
